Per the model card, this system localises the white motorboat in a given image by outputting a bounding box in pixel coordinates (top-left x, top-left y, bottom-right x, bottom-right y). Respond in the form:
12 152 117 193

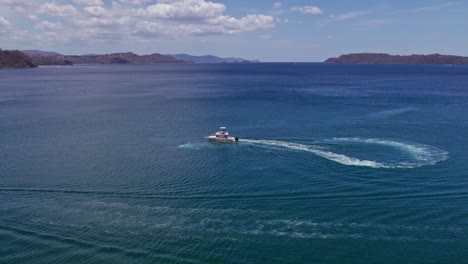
206 127 239 142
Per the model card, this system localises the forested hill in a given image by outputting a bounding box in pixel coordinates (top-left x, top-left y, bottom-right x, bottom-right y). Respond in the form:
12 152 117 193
0 50 37 69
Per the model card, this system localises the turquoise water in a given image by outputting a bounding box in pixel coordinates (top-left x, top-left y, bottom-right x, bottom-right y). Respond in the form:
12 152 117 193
0 63 467 263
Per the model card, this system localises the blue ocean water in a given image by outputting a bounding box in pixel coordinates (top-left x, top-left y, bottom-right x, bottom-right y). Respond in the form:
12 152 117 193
0 63 467 263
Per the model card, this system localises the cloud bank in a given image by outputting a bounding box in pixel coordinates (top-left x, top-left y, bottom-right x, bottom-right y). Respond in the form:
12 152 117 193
0 0 275 45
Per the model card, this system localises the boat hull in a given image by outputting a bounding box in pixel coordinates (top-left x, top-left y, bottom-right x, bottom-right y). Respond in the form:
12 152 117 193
206 136 239 142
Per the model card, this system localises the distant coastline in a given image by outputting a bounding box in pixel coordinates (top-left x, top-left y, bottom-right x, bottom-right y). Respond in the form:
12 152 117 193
325 53 468 64
4 50 468 69
23 50 186 66
0 50 37 69
0 49 261 68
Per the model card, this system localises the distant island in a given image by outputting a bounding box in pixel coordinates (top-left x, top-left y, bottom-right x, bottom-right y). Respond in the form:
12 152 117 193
325 53 468 64
0 50 37 69
18 50 259 66
167 54 259 63
0 50 259 68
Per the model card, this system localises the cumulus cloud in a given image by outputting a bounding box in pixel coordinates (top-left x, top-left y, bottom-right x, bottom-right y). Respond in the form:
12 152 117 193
221 14 274 32
38 3 78 17
136 13 274 36
144 0 226 20
119 0 151 4
273 2 281 9
291 5 323 14
73 15 131 28
0 0 34 5
83 5 107 16
74 0 104 6
39 31 70 43
134 0 274 35
35 20 63 30
0 0 275 45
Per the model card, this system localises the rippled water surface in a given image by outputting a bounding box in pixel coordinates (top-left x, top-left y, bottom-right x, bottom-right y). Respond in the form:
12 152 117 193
1 63 467 263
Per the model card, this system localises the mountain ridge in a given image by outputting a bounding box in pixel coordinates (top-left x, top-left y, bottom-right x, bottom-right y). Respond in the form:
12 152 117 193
22 50 186 65
20 50 258 65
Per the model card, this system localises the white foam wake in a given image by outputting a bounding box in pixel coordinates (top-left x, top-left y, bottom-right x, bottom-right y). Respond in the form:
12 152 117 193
241 138 448 169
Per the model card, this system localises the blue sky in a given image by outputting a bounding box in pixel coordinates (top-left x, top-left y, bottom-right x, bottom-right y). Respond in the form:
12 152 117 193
0 0 467 61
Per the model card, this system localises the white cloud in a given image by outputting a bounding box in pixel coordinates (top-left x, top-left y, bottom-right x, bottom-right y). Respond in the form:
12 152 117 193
223 14 274 32
275 18 288 24
39 31 70 43
0 0 275 45
84 5 107 16
119 0 151 4
74 0 104 6
136 13 274 36
112 2 121 9
329 11 370 21
28 14 40 21
38 3 78 17
273 2 281 9
291 5 323 15
0 0 35 5
0 16 11 27
73 15 131 28
144 0 226 20
133 0 274 35
35 20 63 30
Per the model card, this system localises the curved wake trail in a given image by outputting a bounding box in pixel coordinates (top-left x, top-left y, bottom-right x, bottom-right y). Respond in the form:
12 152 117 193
241 138 448 169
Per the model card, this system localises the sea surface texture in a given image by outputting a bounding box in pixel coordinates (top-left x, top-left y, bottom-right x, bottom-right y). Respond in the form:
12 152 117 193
0 64 467 263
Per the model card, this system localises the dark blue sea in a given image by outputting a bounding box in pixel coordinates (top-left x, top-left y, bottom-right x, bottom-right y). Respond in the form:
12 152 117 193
1 63 467 263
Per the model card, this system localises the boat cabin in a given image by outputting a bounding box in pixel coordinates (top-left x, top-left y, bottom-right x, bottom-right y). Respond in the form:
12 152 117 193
216 127 229 138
